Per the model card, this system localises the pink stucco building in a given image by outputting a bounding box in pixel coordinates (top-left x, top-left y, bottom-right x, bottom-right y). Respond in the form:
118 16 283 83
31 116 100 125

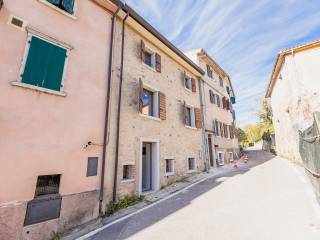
0 0 118 239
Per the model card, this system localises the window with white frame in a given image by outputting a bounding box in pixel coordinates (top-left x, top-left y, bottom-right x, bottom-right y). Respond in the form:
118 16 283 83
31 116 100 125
228 152 234 162
165 158 174 175
185 105 195 128
184 76 192 91
188 157 196 171
139 80 166 120
45 0 75 15
123 165 133 180
17 34 69 93
144 49 155 68
217 152 224 166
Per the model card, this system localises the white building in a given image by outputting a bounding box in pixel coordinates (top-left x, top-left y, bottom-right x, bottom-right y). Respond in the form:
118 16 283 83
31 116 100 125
266 40 320 161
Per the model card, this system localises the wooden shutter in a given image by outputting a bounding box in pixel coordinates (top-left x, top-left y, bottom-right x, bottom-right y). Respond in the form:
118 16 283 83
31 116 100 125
222 97 226 109
191 78 196 92
140 40 145 62
155 53 161 72
138 78 143 113
226 100 230 110
159 92 166 120
182 101 187 124
47 0 60 4
181 71 186 87
206 64 210 76
213 93 216 104
22 36 66 92
217 96 220 107
215 120 219 136
209 90 213 103
195 108 202 129
61 0 75 14
220 122 224 138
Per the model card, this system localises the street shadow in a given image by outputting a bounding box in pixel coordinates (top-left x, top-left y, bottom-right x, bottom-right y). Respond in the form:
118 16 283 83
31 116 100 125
88 150 275 240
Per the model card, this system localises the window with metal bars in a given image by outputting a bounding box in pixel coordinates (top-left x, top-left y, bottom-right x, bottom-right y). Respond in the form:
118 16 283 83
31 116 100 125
34 175 61 197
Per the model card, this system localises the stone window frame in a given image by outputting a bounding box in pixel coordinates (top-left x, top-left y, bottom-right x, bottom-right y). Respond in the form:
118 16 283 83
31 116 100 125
187 157 196 173
217 151 225 166
139 82 161 121
164 157 175 176
38 0 78 20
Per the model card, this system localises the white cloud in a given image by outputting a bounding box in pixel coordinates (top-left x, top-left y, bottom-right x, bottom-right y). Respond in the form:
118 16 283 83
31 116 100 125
124 0 320 126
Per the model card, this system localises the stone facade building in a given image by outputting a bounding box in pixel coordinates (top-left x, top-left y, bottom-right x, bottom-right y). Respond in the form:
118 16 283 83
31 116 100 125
106 5 206 199
266 40 320 162
186 49 239 167
0 1 118 239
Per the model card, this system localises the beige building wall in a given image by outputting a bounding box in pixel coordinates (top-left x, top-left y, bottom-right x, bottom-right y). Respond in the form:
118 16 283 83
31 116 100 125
269 45 320 162
0 1 116 239
186 50 239 166
106 18 205 199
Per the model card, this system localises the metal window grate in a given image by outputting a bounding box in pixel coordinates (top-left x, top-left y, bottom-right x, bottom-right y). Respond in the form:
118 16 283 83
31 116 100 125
35 175 60 197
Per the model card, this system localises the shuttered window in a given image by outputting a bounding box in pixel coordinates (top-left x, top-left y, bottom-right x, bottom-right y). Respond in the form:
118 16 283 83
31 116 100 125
138 79 166 120
47 0 75 14
140 40 161 73
209 90 213 103
216 95 221 108
21 36 67 92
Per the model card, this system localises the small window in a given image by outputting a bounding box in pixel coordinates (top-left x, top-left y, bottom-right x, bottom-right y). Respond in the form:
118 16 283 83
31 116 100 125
142 88 154 116
144 51 153 67
35 175 60 197
185 106 195 128
229 152 234 162
123 165 133 180
46 0 75 15
165 159 174 175
20 36 68 92
219 77 224 87
188 157 196 171
87 157 98 177
185 77 192 91
217 152 224 166
216 95 221 107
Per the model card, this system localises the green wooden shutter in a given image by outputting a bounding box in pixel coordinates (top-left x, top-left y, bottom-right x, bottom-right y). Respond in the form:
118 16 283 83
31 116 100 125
22 36 67 92
62 0 75 14
47 0 61 5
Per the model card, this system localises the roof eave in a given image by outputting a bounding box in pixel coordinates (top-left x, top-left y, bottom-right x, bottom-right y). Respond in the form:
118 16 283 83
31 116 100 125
122 4 204 75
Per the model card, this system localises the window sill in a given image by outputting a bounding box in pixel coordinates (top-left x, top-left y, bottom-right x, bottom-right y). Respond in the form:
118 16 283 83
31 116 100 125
185 125 197 130
164 172 174 177
11 81 67 97
187 169 197 173
184 87 193 93
121 179 135 184
139 113 161 122
143 63 157 73
38 0 77 20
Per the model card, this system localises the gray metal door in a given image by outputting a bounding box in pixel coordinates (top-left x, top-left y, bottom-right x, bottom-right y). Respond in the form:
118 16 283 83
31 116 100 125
208 136 214 167
142 143 152 192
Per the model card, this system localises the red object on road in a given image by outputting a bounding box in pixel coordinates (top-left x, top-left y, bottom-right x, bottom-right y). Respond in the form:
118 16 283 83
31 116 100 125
244 155 249 163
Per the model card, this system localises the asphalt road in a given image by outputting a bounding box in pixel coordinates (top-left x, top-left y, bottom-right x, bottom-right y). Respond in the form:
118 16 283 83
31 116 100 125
84 150 320 240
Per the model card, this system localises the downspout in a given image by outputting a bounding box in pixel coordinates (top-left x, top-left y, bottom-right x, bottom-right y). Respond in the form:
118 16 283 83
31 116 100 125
113 11 129 202
198 78 210 172
99 6 120 215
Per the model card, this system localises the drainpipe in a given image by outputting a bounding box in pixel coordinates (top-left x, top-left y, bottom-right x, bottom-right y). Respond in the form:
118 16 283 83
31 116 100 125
198 78 210 172
112 11 129 202
99 6 120 215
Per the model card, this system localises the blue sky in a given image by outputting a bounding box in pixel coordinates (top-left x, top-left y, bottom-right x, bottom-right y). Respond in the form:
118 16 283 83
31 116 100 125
124 0 320 127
